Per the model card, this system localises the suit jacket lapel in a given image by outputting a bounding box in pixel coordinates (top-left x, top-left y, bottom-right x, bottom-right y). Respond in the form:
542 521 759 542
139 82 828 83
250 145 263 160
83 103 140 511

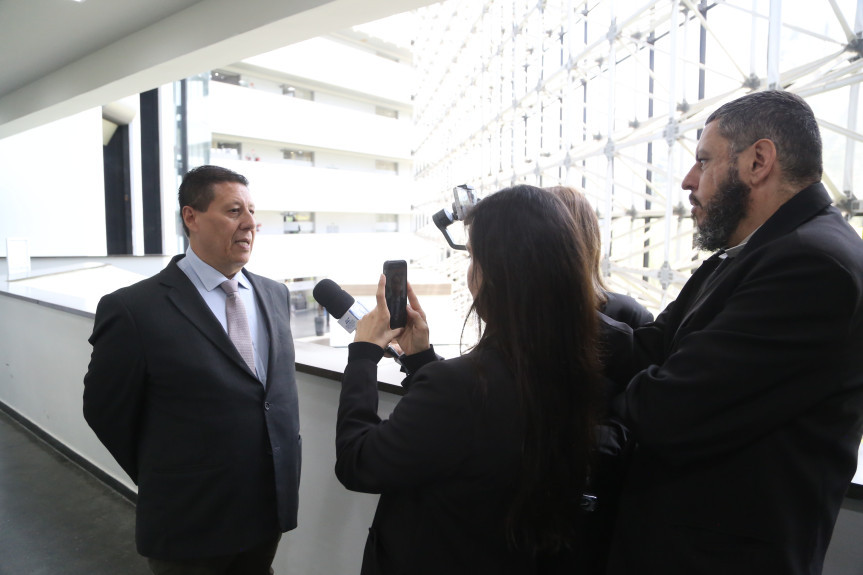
668 253 725 347
245 270 283 387
159 256 254 376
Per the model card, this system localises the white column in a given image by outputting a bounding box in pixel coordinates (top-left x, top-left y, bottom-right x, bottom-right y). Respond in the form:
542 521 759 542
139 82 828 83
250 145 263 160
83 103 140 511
603 4 616 261
767 0 782 89
661 0 681 308
159 83 182 255
844 0 863 198
125 96 145 256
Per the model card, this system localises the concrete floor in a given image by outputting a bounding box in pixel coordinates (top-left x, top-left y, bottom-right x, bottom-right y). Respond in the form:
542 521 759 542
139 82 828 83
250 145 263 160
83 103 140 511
823 495 863 575
1 407 862 574
0 409 148 575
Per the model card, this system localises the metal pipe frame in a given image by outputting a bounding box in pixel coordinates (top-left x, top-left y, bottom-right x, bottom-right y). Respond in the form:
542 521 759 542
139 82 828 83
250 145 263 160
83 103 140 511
412 0 863 312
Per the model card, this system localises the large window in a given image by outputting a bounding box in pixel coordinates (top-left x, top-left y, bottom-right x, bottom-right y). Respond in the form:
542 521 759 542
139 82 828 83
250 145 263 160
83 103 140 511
412 0 863 314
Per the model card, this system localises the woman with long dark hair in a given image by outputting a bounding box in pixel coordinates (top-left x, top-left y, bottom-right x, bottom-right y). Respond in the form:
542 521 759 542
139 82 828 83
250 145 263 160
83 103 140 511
335 185 604 573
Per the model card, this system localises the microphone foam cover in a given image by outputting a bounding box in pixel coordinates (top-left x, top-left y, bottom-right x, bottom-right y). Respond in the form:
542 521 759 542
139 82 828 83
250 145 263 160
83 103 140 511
312 279 354 319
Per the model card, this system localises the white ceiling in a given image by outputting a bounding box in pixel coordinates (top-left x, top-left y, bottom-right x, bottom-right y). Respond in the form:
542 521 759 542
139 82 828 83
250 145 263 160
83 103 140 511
0 0 433 140
0 0 199 101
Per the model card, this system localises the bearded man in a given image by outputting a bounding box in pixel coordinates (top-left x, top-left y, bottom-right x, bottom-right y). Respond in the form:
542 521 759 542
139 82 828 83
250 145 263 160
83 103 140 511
606 90 863 575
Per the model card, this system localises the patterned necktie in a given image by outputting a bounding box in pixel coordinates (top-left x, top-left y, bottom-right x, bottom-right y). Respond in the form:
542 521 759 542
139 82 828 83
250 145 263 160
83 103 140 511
219 279 257 375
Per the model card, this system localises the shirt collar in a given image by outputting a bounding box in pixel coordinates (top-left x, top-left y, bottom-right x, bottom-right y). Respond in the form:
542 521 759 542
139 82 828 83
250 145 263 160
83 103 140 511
185 247 250 292
723 227 759 259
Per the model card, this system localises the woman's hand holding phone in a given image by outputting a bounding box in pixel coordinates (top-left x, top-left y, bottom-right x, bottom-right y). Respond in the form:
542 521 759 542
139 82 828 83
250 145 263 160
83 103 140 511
354 274 430 357
355 274 403 350
396 282 429 356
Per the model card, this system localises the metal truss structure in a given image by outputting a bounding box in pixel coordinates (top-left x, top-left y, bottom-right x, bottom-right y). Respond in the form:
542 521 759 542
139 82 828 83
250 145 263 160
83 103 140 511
411 0 863 314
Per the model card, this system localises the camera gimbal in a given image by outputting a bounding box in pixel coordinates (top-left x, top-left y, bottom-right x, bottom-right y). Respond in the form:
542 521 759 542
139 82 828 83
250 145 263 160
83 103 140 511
432 184 480 250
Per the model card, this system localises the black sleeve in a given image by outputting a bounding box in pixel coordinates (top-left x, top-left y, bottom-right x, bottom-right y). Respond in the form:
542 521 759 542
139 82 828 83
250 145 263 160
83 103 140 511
335 351 475 494
398 345 441 390
82 292 147 483
622 250 859 465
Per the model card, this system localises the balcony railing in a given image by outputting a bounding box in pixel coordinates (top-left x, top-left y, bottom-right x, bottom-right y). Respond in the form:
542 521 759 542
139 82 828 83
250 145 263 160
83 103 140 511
206 82 412 160
212 157 414 214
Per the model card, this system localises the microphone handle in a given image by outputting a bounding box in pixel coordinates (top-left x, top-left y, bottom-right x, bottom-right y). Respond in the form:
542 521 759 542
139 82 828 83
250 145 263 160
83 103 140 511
384 345 403 365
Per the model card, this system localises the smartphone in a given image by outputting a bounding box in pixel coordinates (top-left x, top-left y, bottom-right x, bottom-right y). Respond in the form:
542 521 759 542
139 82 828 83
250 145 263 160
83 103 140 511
383 260 408 329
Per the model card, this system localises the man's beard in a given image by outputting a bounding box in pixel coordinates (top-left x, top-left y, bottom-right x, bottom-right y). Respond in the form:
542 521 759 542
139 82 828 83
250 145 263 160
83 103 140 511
693 165 751 252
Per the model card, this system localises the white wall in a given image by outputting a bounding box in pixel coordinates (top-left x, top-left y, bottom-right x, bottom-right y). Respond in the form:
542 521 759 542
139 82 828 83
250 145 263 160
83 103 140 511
314 212 378 234
273 370 398 575
314 150 380 171
245 37 415 106
0 109 107 257
0 294 126 483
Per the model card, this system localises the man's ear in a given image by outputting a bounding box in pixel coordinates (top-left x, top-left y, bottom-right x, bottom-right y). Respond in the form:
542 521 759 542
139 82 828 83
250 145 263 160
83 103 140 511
181 205 197 233
747 138 777 186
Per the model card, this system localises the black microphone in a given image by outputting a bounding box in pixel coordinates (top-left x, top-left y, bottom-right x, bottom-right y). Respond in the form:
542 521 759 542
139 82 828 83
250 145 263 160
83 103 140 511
312 279 402 362
312 279 367 333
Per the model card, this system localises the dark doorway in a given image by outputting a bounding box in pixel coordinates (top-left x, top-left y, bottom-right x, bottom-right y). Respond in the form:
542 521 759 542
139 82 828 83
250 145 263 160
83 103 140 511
103 125 132 255
140 89 162 254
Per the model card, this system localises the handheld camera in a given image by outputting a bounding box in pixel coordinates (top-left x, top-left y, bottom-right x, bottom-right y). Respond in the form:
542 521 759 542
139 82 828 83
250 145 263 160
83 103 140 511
432 184 480 250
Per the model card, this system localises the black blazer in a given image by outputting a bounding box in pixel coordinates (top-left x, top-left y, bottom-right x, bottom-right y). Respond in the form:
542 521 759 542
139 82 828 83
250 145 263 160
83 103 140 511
608 183 863 575
335 342 545 574
83 255 300 560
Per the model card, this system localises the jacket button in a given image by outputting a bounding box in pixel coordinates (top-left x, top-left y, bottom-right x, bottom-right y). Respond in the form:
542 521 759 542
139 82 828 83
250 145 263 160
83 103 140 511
264 402 271 410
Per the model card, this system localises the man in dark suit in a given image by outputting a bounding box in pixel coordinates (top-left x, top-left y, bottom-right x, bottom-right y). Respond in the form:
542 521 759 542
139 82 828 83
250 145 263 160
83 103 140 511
83 165 300 574
607 91 863 575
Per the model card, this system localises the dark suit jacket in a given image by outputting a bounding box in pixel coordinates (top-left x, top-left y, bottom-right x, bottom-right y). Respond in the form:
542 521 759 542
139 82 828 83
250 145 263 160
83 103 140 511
83 255 300 560
335 342 543 575
608 183 863 575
